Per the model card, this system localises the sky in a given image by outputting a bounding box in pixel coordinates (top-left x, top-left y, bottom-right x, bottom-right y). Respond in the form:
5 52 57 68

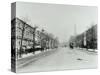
16 2 98 43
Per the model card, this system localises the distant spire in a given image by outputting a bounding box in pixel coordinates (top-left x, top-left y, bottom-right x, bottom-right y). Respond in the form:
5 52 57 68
74 24 77 36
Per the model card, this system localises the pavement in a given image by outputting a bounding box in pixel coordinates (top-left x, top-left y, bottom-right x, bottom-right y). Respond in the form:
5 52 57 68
16 47 98 73
16 48 58 68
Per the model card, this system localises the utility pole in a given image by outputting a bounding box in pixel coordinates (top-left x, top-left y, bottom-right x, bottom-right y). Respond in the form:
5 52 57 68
74 24 77 47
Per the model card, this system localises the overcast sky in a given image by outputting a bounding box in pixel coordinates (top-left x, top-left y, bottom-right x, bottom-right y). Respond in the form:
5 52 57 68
16 2 98 43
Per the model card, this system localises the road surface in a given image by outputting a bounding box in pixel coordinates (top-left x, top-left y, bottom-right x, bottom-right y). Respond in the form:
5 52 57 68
17 47 97 73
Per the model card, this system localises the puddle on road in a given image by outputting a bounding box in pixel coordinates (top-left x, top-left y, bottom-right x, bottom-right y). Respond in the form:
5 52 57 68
77 58 83 61
76 58 89 63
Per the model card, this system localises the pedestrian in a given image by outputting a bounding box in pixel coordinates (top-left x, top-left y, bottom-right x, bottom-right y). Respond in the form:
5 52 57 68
69 42 73 49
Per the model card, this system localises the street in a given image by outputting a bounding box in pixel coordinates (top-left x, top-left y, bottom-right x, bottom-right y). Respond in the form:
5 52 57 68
17 47 97 73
